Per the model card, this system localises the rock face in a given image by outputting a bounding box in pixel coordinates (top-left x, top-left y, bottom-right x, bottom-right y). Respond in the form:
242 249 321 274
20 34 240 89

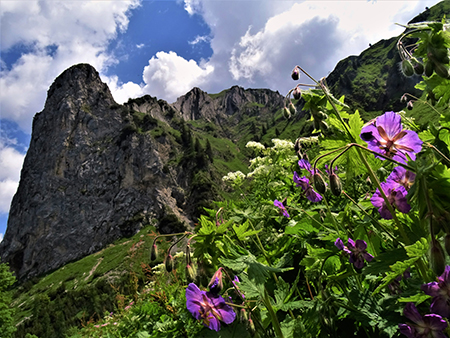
0 64 284 280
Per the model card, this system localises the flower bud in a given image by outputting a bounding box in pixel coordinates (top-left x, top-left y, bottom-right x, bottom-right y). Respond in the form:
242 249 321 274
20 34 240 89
411 58 424 75
434 62 450 79
240 308 248 323
247 318 256 334
288 102 296 115
293 86 302 100
313 172 327 194
165 254 174 273
424 60 434 77
430 240 446 276
329 173 342 197
208 268 223 294
291 66 300 81
401 59 414 77
150 243 158 262
186 264 197 282
282 107 291 119
430 47 449 63
407 101 414 110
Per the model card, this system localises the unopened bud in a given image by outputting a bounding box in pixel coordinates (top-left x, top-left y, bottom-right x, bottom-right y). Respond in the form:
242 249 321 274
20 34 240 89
407 101 414 110
313 172 327 194
430 240 446 276
288 103 296 115
434 62 450 79
208 268 223 294
185 244 192 266
150 243 158 262
400 94 408 103
329 173 342 197
247 318 256 334
291 66 300 81
411 58 424 75
401 59 414 77
240 308 248 323
283 107 291 119
186 264 197 282
165 254 174 273
424 60 434 77
293 86 302 100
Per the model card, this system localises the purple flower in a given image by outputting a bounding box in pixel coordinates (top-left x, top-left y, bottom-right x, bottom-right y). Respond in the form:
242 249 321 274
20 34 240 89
371 181 411 219
399 303 448 338
186 283 236 331
360 111 423 164
335 238 373 269
387 166 416 190
298 159 314 175
274 199 290 218
421 266 450 318
293 172 322 202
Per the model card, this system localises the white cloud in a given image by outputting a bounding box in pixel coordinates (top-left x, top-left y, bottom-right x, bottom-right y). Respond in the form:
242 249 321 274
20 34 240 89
0 0 140 132
0 143 25 214
0 233 3 243
189 35 210 45
136 43 145 49
142 51 214 102
105 75 144 104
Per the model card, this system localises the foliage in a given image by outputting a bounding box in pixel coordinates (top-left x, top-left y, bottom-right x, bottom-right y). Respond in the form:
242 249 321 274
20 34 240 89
8 10 450 338
0 260 16 338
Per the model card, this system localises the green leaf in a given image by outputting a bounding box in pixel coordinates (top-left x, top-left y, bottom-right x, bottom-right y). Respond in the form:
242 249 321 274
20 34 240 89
398 293 431 304
405 238 429 258
348 110 364 141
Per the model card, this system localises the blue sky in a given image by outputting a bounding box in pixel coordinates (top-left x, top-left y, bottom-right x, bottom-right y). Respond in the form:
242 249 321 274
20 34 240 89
0 0 443 242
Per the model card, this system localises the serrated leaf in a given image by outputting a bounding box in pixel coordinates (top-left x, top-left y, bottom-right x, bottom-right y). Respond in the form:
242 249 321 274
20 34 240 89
405 238 428 258
398 293 431 304
348 110 364 141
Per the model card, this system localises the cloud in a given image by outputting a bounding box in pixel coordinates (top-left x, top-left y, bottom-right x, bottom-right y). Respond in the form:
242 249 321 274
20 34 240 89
0 0 140 132
142 51 214 102
0 143 25 214
105 75 144 104
0 233 3 243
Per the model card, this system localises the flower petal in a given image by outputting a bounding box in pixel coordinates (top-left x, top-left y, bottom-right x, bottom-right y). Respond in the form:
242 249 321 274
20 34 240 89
186 283 204 320
355 239 367 251
430 296 450 318
376 111 403 139
335 238 345 250
403 303 423 324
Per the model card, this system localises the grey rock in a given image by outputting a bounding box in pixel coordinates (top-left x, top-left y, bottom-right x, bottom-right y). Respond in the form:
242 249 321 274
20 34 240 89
0 63 285 280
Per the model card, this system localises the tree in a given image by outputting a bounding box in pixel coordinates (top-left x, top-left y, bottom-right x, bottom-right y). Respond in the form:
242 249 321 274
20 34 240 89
0 260 17 338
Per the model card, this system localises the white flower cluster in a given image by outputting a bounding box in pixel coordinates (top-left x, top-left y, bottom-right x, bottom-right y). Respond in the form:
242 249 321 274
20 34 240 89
246 141 265 150
222 171 246 185
247 165 271 178
271 139 294 149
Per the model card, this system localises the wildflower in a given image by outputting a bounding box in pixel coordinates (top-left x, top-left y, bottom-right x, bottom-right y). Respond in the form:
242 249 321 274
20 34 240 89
274 199 290 218
387 166 416 190
360 111 422 164
399 303 448 338
298 159 314 175
245 141 265 150
388 268 411 294
293 172 322 202
335 238 373 269
421 265 450 318
208 268 224 294
371 181 411 219
186 283 236 331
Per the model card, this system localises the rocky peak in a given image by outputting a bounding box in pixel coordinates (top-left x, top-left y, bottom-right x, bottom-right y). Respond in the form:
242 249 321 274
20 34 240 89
0 64 191 280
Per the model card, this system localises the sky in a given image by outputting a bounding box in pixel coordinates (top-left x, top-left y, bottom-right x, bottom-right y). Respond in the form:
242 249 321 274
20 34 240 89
0 0 443 241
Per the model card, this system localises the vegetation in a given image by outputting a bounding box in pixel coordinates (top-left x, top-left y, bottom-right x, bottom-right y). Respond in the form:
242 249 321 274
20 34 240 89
6 7 450 338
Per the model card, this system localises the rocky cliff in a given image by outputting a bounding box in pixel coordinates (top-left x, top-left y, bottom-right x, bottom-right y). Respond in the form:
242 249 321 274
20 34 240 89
0 64 284 280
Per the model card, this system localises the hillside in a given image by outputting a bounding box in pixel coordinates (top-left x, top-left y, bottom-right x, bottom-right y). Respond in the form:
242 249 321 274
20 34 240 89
2 2 450 337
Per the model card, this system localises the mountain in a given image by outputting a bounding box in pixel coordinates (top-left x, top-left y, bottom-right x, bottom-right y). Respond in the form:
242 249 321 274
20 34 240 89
2 0 449 283
0 64 284 281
